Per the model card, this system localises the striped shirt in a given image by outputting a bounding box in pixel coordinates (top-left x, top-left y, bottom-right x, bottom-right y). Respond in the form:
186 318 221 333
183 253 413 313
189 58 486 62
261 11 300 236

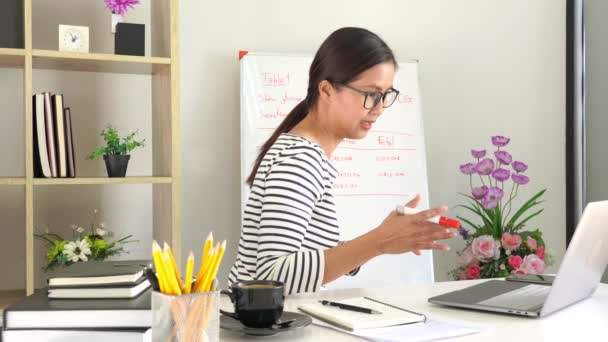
229 133 344 295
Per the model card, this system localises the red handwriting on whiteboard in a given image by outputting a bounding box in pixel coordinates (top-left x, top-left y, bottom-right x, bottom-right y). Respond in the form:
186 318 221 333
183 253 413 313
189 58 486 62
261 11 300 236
257 93 277 103
281 93 303 105
376 155 401 162
262 72 290 86
378 171 407 178
397 94 413 103
334 183 359 190
377 136 395 147
337 171 361 178
260 109 288 120
330 155 353 162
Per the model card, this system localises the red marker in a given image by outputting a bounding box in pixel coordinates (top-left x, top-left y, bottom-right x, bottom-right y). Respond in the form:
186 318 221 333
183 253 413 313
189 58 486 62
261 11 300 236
396 205 460 229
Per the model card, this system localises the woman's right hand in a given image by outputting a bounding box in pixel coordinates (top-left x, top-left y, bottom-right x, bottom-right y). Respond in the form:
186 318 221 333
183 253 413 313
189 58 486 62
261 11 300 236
371 195 457 256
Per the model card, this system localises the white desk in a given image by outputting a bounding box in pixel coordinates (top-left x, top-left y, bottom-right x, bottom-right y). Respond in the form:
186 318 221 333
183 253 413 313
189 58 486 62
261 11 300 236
220 279 608 341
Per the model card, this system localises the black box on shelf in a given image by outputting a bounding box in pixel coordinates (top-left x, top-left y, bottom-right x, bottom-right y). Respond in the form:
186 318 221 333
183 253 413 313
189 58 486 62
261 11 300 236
0 0 24 48
115 23 145 56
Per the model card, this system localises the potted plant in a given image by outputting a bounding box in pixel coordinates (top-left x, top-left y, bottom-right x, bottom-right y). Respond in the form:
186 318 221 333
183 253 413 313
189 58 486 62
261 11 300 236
34 209 137 271
87 126 145 177
449 135 553 280
104 0 141 33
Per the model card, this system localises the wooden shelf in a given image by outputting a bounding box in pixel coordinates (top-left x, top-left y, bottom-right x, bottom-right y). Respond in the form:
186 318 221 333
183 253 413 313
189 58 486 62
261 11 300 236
32 177 172 185
11 0 180 296
0 178 25 185
0 290 25 310
0 48 25 68
32 49 171 75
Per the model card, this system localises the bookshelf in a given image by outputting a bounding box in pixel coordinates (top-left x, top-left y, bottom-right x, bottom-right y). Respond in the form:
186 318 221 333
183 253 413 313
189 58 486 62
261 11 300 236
0 0 180 308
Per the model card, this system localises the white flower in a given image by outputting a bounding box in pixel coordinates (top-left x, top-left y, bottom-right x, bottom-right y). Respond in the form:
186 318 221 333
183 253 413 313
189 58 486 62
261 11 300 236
76 226 85 234
63 239 92 262
99 222 106 229
96 228 108 237
506 249 511 256
500 264 506 270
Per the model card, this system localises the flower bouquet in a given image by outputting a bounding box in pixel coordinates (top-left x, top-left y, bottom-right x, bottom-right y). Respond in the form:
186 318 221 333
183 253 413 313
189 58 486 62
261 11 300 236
449 136 551 280
35 209 136 271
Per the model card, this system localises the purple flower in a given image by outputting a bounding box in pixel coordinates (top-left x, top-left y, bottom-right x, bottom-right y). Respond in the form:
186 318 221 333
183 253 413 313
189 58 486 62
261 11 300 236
460 163 477 175
472 186 489 200
494 150 512 165
512 161 528 173
492 135 511 147
512 174 530 185
491 168 511 182
104 0 140 15
482 186 504 210
475 158 495 176
471 149 486 159
459 228 470 240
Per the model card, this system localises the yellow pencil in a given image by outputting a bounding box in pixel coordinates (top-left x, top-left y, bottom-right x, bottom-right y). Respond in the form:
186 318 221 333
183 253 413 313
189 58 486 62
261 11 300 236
194 245 217 293
193 232 213 291
152 241 168 293
202 241 226 292
183 251 194 294
163 252 182 295
164 242 184 291
209 240 226 291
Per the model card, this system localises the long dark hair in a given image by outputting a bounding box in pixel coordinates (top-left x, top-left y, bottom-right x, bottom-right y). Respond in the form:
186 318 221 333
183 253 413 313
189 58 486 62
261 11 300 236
246 27 397 187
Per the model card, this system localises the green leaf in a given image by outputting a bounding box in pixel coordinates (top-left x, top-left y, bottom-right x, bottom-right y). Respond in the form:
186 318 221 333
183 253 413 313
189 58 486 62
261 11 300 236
455 204 493 228
88 126 145 158
513 209 544 230
456 215 480 231
507 189 546 227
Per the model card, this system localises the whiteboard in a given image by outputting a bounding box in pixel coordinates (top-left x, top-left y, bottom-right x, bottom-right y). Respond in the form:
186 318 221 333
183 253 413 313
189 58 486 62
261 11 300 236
240 52 434 288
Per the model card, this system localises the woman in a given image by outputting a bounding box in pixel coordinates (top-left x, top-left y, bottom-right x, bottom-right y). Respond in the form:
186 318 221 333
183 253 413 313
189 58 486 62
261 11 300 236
229 27 456 295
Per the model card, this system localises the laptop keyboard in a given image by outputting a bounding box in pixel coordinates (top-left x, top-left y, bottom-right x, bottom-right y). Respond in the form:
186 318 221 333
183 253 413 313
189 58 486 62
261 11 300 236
477 284 551 311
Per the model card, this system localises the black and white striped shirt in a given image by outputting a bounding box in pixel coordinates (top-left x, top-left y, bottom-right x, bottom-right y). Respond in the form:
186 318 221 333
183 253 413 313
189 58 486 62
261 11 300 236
229 133 342 295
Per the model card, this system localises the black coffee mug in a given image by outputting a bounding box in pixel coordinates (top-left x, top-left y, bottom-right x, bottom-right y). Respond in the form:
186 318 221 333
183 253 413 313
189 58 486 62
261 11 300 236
220 280 284 328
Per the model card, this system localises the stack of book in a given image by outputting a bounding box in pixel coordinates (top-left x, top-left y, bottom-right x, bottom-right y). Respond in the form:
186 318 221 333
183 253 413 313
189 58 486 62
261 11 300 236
2 261 152 342
33 92 76 178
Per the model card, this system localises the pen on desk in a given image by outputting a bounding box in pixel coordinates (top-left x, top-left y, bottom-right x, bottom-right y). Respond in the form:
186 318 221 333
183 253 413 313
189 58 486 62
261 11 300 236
319 300 382 315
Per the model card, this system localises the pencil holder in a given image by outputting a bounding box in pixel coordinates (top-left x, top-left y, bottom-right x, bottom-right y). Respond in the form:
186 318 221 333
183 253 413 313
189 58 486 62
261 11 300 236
152 290 220 342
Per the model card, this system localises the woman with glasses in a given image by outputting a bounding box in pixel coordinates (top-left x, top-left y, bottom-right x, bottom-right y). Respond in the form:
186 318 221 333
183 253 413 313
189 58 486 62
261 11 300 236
229 27 456 295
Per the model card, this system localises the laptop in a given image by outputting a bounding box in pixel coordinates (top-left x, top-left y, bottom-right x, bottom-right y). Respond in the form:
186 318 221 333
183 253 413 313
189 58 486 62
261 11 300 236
428 200 608 317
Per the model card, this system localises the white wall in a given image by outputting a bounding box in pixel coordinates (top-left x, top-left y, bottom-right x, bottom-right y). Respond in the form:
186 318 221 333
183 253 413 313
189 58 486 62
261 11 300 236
180 0 566 284
0 0 566 290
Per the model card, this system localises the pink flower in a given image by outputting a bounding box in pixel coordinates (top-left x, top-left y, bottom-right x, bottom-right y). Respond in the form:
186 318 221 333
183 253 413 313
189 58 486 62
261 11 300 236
465 263 481 279
508 255 523 269
104 0 140 16
513 268 527 275
501 232 522 251
457 246 475 266
493 242 501 260
521 254 545 274
471 235 499 261
536 246 545 260
526 236 537 250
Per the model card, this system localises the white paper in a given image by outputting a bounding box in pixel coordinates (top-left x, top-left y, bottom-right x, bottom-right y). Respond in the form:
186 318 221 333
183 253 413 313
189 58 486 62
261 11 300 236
313 317 481 342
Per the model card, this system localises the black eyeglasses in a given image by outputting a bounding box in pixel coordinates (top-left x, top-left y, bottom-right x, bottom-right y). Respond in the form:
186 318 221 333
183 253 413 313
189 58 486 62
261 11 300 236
335 83 400 109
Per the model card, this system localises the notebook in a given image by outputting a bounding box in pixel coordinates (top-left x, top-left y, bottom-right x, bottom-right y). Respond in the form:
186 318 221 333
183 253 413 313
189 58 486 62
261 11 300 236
3 289 151 329
47 260 149 287
48 277 151 299
298 297 426 331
